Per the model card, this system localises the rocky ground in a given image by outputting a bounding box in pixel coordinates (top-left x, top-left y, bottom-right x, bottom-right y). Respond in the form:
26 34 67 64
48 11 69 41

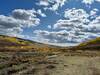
0 51 100 75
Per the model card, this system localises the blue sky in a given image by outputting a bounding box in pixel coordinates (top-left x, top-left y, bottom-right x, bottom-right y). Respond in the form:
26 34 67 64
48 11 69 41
0 0 100 46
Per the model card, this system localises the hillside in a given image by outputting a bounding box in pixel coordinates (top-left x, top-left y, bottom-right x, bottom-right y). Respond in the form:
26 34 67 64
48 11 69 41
0 35 34 46
70 37 100 50
0 35 65 52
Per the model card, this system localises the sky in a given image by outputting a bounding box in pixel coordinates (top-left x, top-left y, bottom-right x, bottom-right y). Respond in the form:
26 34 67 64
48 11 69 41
0 0 100 46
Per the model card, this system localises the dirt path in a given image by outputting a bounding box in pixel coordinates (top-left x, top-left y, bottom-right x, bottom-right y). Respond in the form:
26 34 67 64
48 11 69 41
0 52 100 75
32 53 100 75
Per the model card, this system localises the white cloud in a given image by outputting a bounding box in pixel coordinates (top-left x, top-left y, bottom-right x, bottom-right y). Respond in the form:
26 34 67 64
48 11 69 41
90 8 99 18
82 0 94 4
12 9 40 27
34 29 86 44
64 8 89 20
49 0 66 11
0 9 40 37
34 8 100 45
12 9 36 20
37 0 100 12
37 9 46 17
34 30 76 43
51 0 67 11
54 8 100 42
82 0 100 5
37 0 49 6
37 0 67 11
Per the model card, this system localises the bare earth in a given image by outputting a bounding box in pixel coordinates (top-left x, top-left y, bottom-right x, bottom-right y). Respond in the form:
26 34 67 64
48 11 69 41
0 52 100 75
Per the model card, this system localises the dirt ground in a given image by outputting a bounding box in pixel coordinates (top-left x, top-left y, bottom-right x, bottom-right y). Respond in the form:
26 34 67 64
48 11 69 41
0 52 100 75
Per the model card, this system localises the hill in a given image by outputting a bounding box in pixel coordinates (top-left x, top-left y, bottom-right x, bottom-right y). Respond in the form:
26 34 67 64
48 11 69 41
0 35 65 52
70 37 100 50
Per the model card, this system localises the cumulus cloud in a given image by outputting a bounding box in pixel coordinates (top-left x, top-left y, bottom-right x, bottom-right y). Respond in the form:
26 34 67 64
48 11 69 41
0 9 40 37
37 9 47 17
64 8 89 20
34 8 100 45
37 0 100 12
37 0 67 11
34 30 80 43
48 0 67 11
90 8 98 16
90 8 99 19
82 0 94 5
12 9 40 27
12 9 36 20
82 0 100 5
37 0 49 6
87 16 100 32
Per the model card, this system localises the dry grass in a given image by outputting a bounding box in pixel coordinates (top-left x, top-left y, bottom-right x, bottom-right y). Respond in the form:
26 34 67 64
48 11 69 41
0 52 100 75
